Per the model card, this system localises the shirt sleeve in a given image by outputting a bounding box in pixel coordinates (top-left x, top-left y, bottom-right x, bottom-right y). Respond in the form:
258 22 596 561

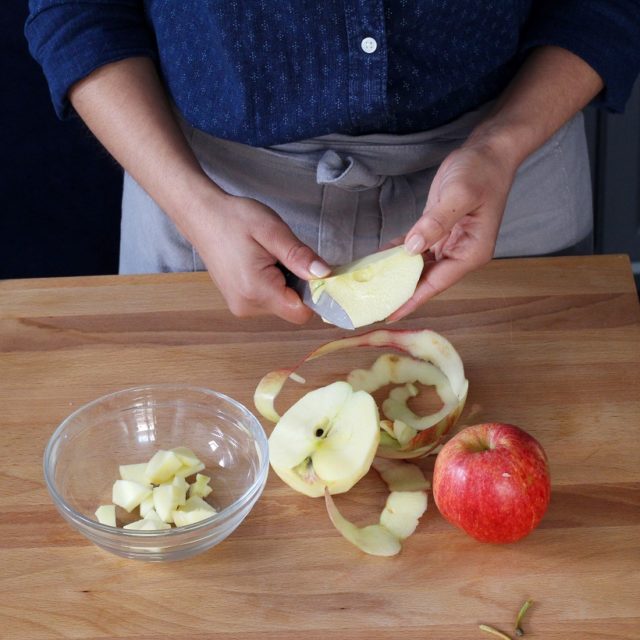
521 0 640 112
25 0 157 119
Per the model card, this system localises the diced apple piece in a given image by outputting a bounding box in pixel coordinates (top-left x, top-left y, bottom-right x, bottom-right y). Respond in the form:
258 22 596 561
269 381 380 497
118 462 150 484
188 473 212 499
379 491 428 539
112 479 152 513
172 475 189 505
171 446 202 468
309 246 423 328
324 489 401 556
173 461 206 479
141 507 163 521
144 450 183 484
173 496 217 527
139 495 155 518
123 517 171 531
371 458 430 492
94 504 116 527
153 483 185 523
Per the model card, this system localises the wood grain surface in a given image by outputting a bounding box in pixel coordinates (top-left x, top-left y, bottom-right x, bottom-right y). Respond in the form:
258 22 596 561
1 255 639 640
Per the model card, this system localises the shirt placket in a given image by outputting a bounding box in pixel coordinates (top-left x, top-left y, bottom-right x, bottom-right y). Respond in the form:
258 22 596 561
343 0 388 132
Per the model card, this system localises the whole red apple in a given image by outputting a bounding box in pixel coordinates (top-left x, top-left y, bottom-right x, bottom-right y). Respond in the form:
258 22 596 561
433 423 550 543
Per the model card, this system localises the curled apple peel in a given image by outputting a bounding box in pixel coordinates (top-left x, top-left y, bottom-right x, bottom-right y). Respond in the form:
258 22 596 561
324 490 402 557
254 329 468 458
324 458 428 556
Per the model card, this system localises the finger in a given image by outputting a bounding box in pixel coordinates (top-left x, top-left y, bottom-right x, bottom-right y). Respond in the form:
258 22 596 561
228 263 314 324
268 284 314 324
385 256 472 323
404 181 481 256
255 219 331 280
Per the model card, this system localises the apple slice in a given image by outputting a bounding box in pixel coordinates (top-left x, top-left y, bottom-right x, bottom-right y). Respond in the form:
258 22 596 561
153 483 187 523
94 504 116 527
309 246 423 328
144 450 183 484
171 446 201 468
119 463 150 484
379 491 428 539
123 517 172 531
139 495 155 518
172 496 217 527
174 461 206 479
112 479 152 513
324 489 401 557
188 474 212 499
268 381 380 497
172 475 189 504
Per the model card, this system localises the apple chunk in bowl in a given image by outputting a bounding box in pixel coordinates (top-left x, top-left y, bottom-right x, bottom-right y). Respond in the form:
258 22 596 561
44 385 268 561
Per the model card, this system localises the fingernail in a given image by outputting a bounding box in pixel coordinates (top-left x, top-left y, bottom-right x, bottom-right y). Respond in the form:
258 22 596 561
405 235 425 255
309 260 331 278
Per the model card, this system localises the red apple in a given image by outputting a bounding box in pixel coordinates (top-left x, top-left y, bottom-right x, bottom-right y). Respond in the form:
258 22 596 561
433 423 550 543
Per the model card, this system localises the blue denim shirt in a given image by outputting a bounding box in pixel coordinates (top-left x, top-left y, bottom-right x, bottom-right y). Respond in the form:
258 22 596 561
26 1 640 147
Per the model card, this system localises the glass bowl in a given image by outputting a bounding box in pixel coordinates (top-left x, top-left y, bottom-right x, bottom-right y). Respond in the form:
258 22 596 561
44 385 269 561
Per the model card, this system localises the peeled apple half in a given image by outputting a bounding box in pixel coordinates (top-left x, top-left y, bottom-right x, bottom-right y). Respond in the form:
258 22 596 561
269 381 380 497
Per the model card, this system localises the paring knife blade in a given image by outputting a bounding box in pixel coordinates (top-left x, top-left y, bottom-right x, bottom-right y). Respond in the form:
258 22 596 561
280 267 355 330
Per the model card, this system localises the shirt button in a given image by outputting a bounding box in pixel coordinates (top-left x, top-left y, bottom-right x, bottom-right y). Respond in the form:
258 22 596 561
361 37 378 54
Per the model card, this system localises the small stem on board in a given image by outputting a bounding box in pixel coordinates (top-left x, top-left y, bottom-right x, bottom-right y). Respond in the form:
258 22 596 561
479 624 513 640
514 599 533 636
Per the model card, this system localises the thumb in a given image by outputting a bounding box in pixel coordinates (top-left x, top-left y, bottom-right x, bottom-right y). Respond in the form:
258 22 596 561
257 218 331 280
405 177 481 256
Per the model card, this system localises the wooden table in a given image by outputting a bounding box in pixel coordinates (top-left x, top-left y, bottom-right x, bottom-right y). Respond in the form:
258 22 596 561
1 255 639 640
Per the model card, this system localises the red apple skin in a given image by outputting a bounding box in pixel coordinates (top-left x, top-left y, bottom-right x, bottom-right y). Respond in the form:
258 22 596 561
433 423 550 543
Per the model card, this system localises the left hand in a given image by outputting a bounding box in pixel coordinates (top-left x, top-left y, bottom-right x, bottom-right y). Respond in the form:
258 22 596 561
387 135 518 322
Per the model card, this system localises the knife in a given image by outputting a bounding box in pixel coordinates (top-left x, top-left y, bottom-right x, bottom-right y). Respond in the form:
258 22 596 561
279 266 355 330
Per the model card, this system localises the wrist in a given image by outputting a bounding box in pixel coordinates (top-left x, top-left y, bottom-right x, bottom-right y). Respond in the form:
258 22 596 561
464 117 537 172
163 170 232 242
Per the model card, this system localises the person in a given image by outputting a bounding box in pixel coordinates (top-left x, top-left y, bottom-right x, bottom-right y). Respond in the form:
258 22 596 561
25 2 640 324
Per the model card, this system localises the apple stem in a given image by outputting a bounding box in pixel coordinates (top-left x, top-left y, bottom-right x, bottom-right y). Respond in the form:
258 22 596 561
479 624 513 640
514 599 533 636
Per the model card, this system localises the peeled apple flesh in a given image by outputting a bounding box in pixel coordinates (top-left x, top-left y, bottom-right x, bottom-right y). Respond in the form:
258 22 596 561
268 381 380 497
308 246 424 328
94 504 116 527
96 446 217 530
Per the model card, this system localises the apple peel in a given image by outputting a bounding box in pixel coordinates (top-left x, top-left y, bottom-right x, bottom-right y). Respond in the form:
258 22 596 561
324 458 428 556
371 457 430 491
254 329 468 458
325 489 402 557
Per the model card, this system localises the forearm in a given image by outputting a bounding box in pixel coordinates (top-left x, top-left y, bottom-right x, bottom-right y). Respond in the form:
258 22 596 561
468 46 604 167
69 57 226 236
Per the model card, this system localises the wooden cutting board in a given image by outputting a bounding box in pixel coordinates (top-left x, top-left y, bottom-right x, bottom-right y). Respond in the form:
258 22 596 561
1 255 639 640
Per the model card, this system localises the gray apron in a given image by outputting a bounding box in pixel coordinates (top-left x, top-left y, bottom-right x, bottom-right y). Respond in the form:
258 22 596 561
120 103 592 273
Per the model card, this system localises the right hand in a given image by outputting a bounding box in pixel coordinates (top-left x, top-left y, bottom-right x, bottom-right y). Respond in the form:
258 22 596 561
181 191 331 324
66 58 329 324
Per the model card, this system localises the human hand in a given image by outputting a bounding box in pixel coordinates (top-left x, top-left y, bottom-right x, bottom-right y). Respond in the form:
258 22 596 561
184 192 330 323
387 137 519 322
